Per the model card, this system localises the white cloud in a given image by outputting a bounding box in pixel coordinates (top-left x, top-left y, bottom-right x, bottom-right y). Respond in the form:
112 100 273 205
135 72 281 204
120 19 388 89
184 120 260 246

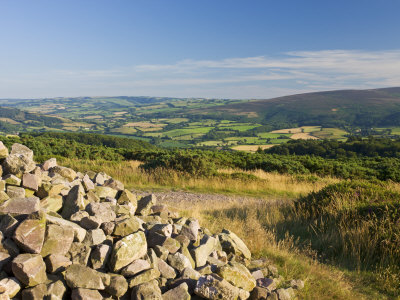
1 49 400 98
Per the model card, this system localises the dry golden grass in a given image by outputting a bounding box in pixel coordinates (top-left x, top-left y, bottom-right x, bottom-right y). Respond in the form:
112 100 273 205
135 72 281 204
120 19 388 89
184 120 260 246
290 133 319 140
231 145 275 152
61 159 337 198
170 200 372 300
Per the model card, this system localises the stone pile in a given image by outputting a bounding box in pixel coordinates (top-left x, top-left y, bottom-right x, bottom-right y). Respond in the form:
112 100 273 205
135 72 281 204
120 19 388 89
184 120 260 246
0 142 303 300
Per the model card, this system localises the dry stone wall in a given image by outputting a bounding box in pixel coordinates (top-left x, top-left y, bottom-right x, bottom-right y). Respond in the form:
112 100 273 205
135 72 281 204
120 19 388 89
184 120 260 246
0 142 303 299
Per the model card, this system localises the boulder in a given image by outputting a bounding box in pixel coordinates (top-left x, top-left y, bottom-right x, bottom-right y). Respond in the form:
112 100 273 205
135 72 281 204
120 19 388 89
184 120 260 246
162 282 191 300
11 254 47 287
105 274 128 297
194 274 250 300
90 243 111 270
109 231 147 271
42 158 57 171
217 261 256 292
22 173 39 191
136 194 156 216
0 197 40 216
13 211 46 254
0 277 20 298
40 224 74 257
64 264 105 290
2 144 36 176
0 142 8 159
121 259 151 277
131 280 162 300
71 288 103 300
218 229 251 260
44 254 71 273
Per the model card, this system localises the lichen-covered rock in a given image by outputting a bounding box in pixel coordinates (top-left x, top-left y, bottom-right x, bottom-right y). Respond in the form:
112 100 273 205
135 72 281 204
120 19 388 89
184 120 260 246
136 194 157 216
45 254 71 273
117 189 137 206
0 197 40 216
0 277 20 298
218 229 251 260
67 242 91 265
46 280 67 300
162 282 191 300
217 261 256 292
13 211 46 254
40 224 74 257
194 274 250 300
71 288 103 300
168 252 192 273
131 280 162 300
2 144 36 176
128 268 160 288
113 216 141 237
105 273 128 297
110 231 147 271
40 195 63 212
45 214 87 242
65 264 105 290
192 235 217 268
11 254 47 287
21 283 47 300
121 259 151 277
0 142 8 159
90 243 111 270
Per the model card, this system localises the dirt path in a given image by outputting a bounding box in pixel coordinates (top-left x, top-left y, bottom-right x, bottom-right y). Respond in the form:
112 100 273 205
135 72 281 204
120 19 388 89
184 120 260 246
133 189 287 208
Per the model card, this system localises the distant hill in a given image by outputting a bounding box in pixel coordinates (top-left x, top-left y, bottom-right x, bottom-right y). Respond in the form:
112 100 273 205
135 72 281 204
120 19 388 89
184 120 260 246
204 87 400 127
0 106 64 133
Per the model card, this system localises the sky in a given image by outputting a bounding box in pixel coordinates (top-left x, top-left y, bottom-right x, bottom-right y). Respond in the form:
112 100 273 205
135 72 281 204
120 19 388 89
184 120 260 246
1 0 400 99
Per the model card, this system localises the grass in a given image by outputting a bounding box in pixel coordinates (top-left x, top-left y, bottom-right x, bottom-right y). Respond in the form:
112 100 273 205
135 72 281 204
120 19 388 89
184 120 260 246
61 159 337 198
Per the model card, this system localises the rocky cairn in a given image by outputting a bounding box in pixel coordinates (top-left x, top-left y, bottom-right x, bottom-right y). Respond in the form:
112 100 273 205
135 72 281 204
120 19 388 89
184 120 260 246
0 142 303 300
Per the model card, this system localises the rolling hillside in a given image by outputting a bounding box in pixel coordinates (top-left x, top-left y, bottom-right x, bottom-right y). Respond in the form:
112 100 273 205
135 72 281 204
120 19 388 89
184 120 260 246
205 87 400 127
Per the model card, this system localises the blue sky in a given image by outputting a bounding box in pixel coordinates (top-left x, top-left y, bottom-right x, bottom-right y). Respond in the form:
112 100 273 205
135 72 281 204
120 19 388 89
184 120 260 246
1 0 400 99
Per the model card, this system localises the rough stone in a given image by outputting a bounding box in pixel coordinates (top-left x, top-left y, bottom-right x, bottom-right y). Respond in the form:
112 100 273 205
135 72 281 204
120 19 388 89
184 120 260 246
90 243 111 270
40 195 63 213
218 229 252 260
71 288 103 300
128 268 160 288
45 214 87 242
21 283 47 300
41 224 74 257
42 158 57 171
0 142 8 159
6 186 25 198
194 274 250 300
0 277 20 298
67 242 91 265
13 211 46 254
65 264 105 290
121 259 151 277
192 236 217 268
113 216 141 237
46 280 67 300
136 194 157 216
105 274 128 297
168 252 192 273
0 197 40 216
110 231 147 271
45 254 71 273
217 261 256 292
22 173 39 191
11 254 47 287
162 282 191 300
131 279 162 300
